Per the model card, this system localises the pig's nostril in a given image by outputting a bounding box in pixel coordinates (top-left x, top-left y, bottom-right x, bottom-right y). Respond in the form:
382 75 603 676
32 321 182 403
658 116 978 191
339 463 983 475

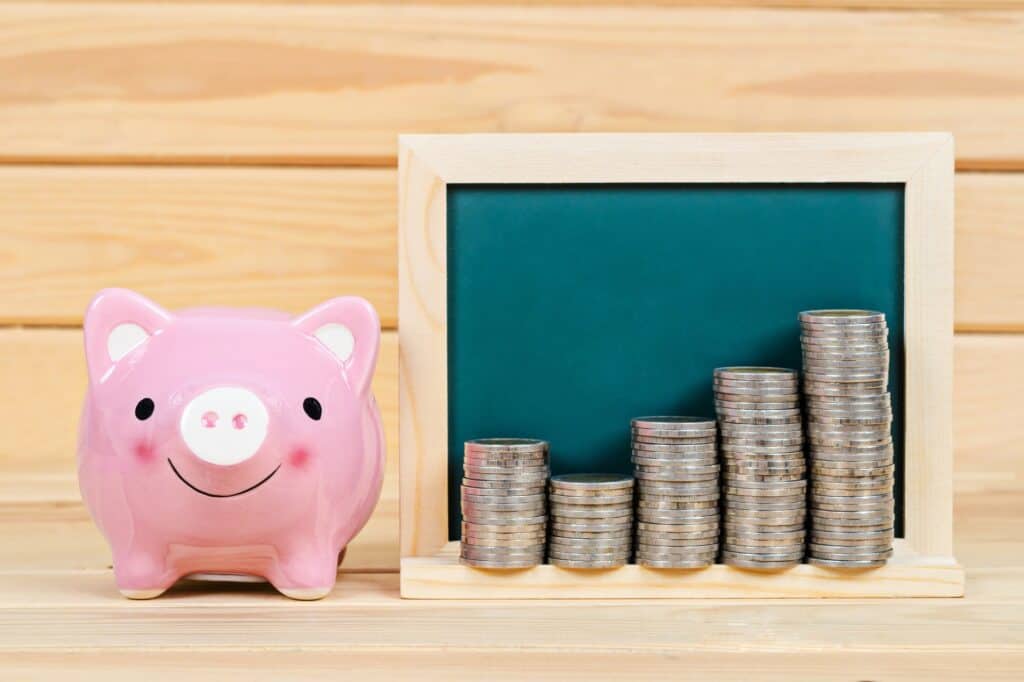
232 413 247 430
201 411 219 428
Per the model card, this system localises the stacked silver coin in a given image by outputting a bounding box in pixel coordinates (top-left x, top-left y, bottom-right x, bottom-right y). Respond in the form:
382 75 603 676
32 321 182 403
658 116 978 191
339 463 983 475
714 367 807 568
631 417 720 568
459 438 549 568
801 310 895 568
548 474 634 568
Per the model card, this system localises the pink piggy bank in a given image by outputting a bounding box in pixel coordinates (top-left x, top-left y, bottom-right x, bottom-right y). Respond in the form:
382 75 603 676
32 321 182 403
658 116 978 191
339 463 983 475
78 289 385 600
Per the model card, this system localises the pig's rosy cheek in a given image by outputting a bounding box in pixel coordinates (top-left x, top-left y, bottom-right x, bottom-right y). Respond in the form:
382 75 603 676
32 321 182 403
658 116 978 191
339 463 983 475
288 447 311 469
133 440 155 462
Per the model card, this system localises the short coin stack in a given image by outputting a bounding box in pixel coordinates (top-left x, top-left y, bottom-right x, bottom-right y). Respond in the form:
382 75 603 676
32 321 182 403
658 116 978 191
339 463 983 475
548 474 634 568
714 367 807 568
631 417 720 568
800 310 895 568
459 438 549 568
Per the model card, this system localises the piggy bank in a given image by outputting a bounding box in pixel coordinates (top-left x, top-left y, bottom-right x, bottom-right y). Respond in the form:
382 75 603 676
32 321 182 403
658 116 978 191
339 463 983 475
78 289 385 600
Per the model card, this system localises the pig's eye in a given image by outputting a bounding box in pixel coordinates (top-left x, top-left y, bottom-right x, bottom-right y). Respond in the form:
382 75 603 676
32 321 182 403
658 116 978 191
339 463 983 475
303 397 322 421
135 398 155 421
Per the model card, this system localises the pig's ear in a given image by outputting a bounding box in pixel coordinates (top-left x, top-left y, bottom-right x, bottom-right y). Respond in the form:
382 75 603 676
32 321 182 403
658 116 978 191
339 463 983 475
292 297 380 395
83 289 173 384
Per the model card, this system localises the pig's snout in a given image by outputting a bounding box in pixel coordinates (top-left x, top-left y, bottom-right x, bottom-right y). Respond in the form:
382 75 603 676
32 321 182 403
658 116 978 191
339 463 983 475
180 387 269 466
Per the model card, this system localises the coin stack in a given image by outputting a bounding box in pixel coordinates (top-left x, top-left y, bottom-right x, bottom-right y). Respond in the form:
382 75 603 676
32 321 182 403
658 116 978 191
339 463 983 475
548 474 634 568
631 417 720 568
459 438 550 568
801 310 895 568
714 367 807 568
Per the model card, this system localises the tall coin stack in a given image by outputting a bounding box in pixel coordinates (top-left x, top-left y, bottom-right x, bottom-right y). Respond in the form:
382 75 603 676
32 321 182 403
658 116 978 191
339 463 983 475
548 474 634 568
460 438 549 568
714 367 807 568
800 310 895 568
631 417 720 568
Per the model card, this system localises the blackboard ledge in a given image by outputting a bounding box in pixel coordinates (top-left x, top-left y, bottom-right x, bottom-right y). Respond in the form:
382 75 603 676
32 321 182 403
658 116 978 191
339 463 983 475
400 541 963 599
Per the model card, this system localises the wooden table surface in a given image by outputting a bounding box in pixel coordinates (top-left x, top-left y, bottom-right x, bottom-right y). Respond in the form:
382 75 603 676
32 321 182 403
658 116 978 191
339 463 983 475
0 485 1019 680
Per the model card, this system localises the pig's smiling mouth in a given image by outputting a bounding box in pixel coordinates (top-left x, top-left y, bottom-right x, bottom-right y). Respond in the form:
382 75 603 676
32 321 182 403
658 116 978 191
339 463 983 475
167 458 280 498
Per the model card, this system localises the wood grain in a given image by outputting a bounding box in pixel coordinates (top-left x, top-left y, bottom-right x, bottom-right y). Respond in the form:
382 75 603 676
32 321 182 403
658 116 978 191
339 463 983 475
902 135 955 557
1 650 1022 682
397 141 449 558
0 168 1021 330
14 1 1024 9
0 166 396 327
956 173 1024 331
0 6 1022 167
402 541 963 599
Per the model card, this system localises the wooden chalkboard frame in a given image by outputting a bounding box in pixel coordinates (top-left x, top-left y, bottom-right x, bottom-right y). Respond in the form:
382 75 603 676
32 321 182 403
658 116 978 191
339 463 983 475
397 133 962 598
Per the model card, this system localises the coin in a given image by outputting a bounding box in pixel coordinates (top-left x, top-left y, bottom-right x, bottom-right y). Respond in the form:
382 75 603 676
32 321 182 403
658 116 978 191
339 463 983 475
806 556 887 568
631 433 716 445
549 558 628 569
461 501 547 516
639 487 720 500
808 545 894 560
551 528 633 540
549 492 634 506
715 366 799 381
811 521 893 533
465 437 548 452
549 473 634 491
808 535 892 548
723 524 805 537
637 546 719 558
631 416 717 433
460 557 542 569
724 471 805 483
548 550 632 562
713 390 800 402
461 478 547 492
632 455 718 468
714 400 799 412
636 520 719 533
550 520 634 533
639 495 719 508
724 509 805 522
716 548 802 561
802 381 888 397
638 481 720 495
632 441 717 453
549 538 632 551
462 490 546 502
800 309 887 324
636 527 720 541
460 545 545 560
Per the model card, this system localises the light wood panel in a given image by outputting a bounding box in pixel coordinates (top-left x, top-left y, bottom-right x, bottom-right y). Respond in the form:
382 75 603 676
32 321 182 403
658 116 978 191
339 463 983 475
0 565 1018 649
952 333 1024 496
1 650 1021 682
956 173 1024 331
0 166 396 326
0 6 1022 167
14 1 1024 9
0 168 1021 330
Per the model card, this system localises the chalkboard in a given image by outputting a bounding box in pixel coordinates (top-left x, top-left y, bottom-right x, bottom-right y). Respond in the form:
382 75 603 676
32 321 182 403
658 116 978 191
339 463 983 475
446 184 905 541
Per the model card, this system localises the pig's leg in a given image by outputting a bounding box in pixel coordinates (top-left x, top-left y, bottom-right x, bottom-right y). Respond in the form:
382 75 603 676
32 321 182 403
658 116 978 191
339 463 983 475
113 543 178 599
268 541 338 600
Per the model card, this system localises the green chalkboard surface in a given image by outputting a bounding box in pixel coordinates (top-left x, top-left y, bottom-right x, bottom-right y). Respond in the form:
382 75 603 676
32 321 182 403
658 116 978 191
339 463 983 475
447 184 905 541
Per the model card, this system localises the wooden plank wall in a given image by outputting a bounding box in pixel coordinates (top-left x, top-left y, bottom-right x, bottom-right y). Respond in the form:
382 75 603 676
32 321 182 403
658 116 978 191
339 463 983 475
1 2 1021 572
